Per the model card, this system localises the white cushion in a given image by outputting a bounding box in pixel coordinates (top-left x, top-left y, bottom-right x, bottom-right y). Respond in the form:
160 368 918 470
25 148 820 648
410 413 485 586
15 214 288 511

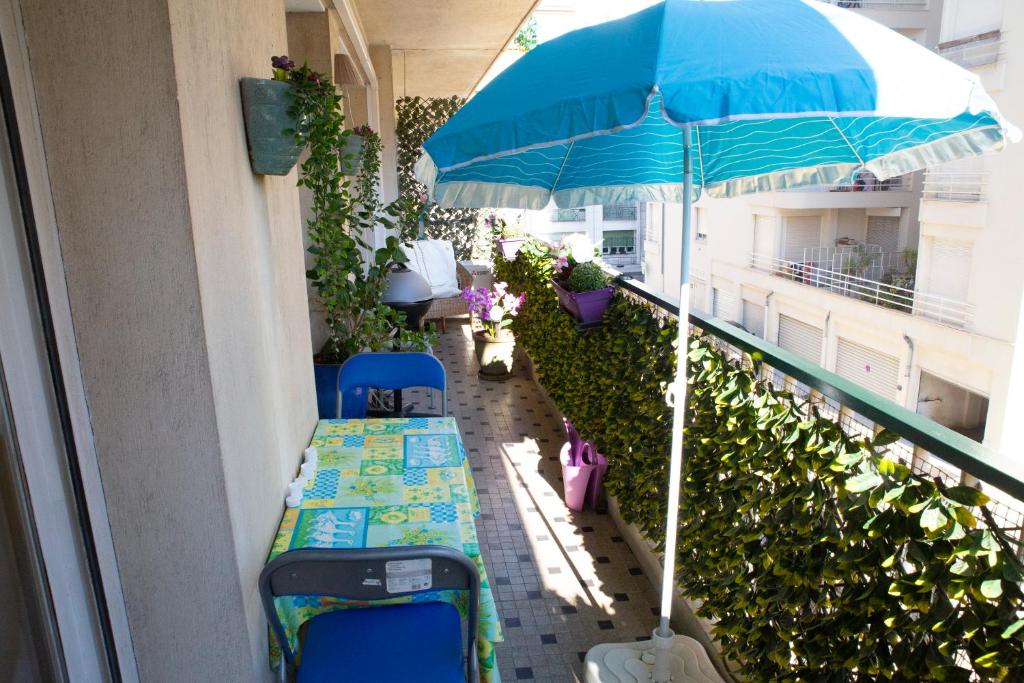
401 240 460 299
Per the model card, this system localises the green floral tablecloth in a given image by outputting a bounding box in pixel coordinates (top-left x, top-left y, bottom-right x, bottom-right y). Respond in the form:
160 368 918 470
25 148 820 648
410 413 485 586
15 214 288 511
268 417 502 682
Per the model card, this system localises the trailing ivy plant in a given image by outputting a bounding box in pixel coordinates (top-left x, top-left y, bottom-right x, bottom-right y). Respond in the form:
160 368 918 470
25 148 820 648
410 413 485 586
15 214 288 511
275 57 435 362
497 237 1024 682
395 95 484 259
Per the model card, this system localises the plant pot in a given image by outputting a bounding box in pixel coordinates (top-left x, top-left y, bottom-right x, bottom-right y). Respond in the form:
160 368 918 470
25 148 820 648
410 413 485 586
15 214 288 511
239 78 305 176
313 361 343 419
496 237 527 260
341 134 364 175
551 279 615 325
472 330 515 381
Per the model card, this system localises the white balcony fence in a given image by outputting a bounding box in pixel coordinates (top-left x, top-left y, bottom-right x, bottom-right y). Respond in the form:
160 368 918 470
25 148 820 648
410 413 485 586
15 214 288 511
818 0 929 9
750 252 973 329
938 32 1004 69
922 171 988 202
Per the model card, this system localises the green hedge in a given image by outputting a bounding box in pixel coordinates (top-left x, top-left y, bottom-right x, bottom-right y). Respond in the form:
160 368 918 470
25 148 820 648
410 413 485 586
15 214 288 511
395 96 481 259
497 240 1024 682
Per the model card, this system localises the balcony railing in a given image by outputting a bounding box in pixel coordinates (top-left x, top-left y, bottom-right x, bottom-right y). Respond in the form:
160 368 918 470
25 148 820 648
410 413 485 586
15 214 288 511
750 252 974 328
610 270 1024 540
818 0 929 9
551 207 586 222
938 31 1004 69
783 174 907 193
922 170 988 202
601 203 638 221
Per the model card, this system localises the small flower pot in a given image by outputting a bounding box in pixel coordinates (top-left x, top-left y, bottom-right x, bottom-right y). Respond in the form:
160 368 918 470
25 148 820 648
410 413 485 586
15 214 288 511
496 237 527 260
552 279 615 325
473 329 516 381
239 78 305 176
341 133 364 176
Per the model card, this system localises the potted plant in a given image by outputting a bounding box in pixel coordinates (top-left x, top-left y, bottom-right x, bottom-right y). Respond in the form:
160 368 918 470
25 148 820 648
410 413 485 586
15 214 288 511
273 57 435 416
462 282 525 381
341 124 372 176
489 214 527 260
239 56 306 176
551 233 615 325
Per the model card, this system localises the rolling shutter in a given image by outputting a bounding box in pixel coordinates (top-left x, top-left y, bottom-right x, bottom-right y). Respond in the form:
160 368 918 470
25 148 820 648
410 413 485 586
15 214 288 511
783 215 822 263
742 301 766 338
713 288 739 322
753 215 774 258
777 315 823 364
866 216 900 254
926 238 971 302
836 338 900 401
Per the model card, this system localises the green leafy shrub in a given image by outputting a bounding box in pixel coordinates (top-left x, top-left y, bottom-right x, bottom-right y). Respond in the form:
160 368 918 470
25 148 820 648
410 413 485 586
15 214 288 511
279 59 434 362
565 261 609 293
497 237 1024 682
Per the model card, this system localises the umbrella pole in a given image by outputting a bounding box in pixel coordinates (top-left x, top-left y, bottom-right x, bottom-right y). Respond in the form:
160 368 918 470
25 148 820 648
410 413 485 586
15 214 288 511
653 125 694 682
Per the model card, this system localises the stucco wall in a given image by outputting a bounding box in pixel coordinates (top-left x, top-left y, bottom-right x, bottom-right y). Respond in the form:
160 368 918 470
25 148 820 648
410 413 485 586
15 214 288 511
21 0 315 679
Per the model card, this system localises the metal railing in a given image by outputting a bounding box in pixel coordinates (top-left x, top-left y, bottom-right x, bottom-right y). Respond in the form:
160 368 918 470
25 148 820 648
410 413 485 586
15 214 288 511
818 0 930 9
551 207 586 222
783 175 907 193
609 270 1024 550
750 252 973 328
601 204 639 221
938 31 1004 69
922 170 988 202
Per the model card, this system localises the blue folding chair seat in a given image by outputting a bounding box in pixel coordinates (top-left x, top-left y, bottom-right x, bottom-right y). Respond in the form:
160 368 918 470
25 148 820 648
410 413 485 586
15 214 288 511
260 547 479 683
297 602 464 683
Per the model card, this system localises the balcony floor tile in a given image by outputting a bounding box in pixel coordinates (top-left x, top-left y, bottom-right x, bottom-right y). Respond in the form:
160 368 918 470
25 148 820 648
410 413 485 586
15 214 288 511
421 319 662 681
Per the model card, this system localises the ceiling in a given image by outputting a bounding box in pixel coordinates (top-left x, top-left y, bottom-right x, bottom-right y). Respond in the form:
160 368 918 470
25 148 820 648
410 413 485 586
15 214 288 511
352 0 538 98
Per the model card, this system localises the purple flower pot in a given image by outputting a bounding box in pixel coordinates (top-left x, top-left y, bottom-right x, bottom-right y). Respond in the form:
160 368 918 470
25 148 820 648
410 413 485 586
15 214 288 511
552 279 615 325
497 238 526 259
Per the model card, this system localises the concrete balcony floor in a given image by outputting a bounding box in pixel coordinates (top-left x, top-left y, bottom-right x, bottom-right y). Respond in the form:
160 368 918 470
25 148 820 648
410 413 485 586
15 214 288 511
431 318 662 682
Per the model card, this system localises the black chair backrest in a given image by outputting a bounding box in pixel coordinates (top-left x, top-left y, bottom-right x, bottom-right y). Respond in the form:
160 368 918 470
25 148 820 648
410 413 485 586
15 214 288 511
259 545 480 681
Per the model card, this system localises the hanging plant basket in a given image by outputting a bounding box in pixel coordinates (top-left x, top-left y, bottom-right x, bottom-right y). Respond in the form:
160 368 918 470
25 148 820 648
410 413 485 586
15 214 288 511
341 133 364 176
552 279 615 325
496 237 527 260
239 78 305 176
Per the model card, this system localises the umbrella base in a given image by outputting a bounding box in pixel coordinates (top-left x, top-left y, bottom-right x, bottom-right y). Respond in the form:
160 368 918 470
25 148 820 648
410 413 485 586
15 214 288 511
584 630 725 683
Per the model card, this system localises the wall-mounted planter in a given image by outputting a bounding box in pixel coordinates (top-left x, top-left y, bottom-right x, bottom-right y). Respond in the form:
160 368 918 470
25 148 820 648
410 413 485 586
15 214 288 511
552 279 615 325
496 237 527 260
341 133 364 175
239 78 304 176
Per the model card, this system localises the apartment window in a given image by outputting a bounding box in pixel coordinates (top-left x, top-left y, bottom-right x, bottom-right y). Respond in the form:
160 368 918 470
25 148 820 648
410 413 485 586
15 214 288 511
917 371 988 443
925 238 971 303
694 208 707 241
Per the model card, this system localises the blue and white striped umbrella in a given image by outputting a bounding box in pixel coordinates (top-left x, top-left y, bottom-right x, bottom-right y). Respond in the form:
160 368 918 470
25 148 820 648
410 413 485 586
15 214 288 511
414 2 1017 680
415 0 1017 209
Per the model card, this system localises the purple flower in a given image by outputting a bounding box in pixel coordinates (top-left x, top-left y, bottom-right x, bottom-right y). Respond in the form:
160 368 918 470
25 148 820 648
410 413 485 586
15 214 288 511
271 55 295 70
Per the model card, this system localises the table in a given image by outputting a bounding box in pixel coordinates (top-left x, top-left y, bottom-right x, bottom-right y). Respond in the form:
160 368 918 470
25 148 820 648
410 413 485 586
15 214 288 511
268 417 503 682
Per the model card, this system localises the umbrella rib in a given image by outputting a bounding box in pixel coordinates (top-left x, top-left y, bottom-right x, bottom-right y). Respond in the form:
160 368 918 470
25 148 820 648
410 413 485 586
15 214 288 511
551 140 575 195
829 116 865 169
694 125 706 191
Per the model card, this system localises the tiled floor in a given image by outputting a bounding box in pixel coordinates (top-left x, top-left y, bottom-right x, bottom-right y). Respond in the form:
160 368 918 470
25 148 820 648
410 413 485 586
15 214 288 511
427 319 662 682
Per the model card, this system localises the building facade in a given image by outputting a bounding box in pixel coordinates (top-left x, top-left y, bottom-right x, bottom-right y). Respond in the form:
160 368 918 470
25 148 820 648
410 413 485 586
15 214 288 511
643 0 1024 459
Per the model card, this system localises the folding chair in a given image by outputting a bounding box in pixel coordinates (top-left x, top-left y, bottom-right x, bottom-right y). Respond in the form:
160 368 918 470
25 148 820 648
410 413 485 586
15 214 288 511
260 545 479 683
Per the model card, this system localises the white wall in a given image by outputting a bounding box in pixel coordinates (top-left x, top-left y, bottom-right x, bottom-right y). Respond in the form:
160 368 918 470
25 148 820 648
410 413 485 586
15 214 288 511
20 0 317 679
